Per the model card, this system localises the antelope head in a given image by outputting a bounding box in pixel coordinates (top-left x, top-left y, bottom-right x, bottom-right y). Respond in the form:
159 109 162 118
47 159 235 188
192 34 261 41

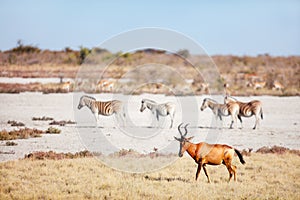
174 123 194 157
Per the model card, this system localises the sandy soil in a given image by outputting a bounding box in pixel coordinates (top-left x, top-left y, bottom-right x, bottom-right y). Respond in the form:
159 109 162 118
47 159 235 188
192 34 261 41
0 93 299 163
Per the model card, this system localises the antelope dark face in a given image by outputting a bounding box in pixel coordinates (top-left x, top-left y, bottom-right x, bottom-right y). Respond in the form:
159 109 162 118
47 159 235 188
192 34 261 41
174 123 193 157
174 136 187 157
140 100 146 112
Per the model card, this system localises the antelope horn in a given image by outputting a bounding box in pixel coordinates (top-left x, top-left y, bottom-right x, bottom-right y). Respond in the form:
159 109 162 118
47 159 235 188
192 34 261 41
177 123 184 136
183 123 189 136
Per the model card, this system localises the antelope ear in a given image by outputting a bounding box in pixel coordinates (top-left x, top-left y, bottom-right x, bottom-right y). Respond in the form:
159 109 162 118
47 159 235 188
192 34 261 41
174 136 180 141
186 136 194 141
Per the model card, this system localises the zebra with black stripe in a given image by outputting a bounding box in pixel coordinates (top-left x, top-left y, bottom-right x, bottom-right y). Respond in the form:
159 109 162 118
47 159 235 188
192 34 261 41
140 99 176 128
77 95 125 126
224 96 263 129
200 98 240 129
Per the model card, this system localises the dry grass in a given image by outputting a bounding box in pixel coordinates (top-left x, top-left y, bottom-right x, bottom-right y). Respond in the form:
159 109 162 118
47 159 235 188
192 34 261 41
7 120 25 127
0 153 299 199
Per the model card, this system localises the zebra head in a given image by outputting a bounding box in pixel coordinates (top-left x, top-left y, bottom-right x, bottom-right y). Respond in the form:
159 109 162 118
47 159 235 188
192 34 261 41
140 99 147 112
78 95 95 109
174 123 193 157
78 96 85 109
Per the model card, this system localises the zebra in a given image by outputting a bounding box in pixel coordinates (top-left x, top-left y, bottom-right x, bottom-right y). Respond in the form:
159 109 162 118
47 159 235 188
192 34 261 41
77 95 125 126
200 98 240 129
224 96 263 129
140 99 176 128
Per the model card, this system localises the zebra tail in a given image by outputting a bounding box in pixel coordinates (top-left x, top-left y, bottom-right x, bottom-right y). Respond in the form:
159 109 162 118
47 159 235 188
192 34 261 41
122 105 126 118
234 149 246 164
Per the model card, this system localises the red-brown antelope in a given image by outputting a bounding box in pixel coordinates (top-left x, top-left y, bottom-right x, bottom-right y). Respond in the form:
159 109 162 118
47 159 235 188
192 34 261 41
97 79 115 92
61 81 71 92
174 123 245 183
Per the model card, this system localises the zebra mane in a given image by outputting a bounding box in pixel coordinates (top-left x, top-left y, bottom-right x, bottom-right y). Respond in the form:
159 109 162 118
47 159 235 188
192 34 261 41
225 95 238 102
204 98 218 104
142 98 157 104
81 95 96 101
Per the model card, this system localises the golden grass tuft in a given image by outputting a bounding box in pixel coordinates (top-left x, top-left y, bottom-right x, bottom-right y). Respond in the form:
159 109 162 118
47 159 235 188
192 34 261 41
0 153 299 199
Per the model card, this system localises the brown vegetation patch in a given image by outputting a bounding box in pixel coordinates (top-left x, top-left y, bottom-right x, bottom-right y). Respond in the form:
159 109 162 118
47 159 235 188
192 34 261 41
109 149 176 158
0 126 62 140
0 128 43 140
144 175 190 183
7 120 25 127
256 145 300 156
49 120 76 126
5 141 18 146
32 116 54 121
24 150 93 160
45 127 61 134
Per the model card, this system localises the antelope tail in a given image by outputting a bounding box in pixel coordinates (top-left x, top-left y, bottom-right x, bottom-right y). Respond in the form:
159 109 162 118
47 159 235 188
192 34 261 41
260 108 263 120
234 149 246 164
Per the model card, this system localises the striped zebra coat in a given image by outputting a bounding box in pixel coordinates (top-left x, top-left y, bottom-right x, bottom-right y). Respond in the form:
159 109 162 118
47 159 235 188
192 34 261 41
77 95 125 126
200 98 240 129
224 96 263 129
140 99 176 128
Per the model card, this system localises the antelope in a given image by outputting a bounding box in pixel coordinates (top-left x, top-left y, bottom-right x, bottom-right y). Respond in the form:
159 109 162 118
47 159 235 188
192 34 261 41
61 81 71 92
253 81 266 90
200 83 209 93
174 123 245 183
272 81 284 91
97 79 115 92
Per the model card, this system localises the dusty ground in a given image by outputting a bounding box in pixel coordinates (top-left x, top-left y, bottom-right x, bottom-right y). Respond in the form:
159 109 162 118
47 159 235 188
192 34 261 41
0 93 299 165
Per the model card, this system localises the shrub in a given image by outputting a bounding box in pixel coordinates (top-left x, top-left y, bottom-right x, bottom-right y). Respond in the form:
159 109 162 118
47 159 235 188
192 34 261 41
45 127 61 134
9 40 41 54
0 128 43 140
79 46 91 64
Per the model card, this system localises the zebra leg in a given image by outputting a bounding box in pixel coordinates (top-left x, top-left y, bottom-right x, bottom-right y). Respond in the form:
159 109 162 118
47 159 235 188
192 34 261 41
115 113 125 127
94 113 99 126
169 114 173 129
229 121 234 129
230 114 238 129
253 115 260 130
215 114 221 129
155 112 160 128
238 115 243 129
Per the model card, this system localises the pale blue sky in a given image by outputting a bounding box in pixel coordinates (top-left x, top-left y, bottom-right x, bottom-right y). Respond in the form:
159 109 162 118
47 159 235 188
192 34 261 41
0 0 299 55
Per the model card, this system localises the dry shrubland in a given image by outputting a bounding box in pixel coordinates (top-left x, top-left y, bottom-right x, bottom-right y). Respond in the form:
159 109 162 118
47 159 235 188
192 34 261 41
0 152 299 199
0 48 299 95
